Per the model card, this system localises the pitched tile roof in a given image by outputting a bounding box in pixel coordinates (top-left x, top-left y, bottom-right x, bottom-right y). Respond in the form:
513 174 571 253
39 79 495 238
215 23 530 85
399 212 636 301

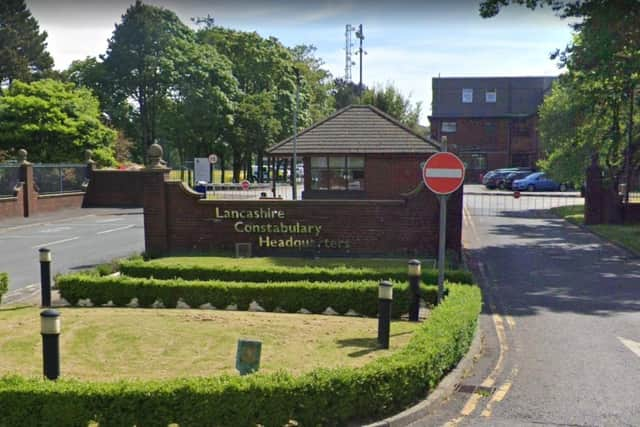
267 105 440 155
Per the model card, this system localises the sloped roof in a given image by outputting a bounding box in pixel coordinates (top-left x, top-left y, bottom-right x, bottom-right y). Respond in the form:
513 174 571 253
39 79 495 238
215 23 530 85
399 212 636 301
267 105 440 155
430 76 557 119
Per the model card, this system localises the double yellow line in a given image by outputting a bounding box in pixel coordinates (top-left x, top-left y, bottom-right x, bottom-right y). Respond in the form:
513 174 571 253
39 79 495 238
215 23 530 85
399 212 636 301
445 209 517 425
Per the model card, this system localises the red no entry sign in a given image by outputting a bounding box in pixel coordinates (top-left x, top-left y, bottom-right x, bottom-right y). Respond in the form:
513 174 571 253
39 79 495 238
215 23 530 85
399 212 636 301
241 180 250 191
422 152 465 195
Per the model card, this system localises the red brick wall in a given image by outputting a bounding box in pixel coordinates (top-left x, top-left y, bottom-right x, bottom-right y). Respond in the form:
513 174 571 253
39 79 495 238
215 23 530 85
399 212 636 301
144 173 463 258
35 193 85 213
0 184 24 218
84 169 170 207
430 116 540 182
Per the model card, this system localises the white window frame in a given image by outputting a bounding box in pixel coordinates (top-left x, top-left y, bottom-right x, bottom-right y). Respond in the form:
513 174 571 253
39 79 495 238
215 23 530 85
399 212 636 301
441 122 457 133
462 88 473 103
485 89 497 103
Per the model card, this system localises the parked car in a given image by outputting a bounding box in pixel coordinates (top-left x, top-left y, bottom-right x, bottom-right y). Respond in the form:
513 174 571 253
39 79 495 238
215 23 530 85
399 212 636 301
512 172 570 192
483 168 522 189
503 170 536 190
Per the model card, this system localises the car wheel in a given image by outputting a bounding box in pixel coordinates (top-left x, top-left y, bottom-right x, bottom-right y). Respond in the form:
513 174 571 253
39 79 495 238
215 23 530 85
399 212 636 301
559 183 567 192
527 184 535 192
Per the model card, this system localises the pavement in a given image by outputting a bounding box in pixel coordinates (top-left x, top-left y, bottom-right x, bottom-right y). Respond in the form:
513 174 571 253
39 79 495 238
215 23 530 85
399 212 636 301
0 207 144 304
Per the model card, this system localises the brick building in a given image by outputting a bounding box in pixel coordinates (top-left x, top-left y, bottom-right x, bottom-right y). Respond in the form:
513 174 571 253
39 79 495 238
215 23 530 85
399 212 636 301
429 76 556 182
268 104 440 199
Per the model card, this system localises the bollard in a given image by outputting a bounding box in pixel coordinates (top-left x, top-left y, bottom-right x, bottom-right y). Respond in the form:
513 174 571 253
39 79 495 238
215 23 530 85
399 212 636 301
377 280 393 349
236 339 262 375
40 309 60 380
408 259 422 322
39 248 52 307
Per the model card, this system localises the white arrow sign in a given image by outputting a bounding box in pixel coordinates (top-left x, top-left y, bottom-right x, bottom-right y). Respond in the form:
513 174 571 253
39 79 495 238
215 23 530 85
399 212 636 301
618 336 640 359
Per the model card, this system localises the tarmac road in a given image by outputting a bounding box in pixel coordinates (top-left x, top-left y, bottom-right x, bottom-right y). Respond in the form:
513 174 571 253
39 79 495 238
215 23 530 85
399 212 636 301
409 195 640 426
0 208 144 304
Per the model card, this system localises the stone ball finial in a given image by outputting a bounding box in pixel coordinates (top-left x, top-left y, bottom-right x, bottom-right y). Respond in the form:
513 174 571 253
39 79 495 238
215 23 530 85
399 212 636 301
147 143 166 169
17 149 28 164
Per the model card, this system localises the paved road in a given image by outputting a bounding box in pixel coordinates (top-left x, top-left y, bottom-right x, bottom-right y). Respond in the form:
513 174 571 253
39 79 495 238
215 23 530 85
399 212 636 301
0 208 143 303
409 194 640 426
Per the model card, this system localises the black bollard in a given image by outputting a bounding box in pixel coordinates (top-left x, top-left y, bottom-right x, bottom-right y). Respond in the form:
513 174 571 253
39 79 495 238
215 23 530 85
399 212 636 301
377 280 393 349
408 259 421 322
40 309 60 380
39 248 51 307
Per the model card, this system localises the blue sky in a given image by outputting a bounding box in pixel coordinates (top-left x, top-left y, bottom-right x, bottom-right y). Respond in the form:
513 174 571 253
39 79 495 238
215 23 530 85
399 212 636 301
27 0 576 124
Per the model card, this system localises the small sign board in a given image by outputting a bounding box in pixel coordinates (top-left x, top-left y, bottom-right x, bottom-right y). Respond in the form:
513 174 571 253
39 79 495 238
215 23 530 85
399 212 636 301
236 339 261 375
208 154 218 164
241 180 250 191
422 152 465 195
194 157 210 183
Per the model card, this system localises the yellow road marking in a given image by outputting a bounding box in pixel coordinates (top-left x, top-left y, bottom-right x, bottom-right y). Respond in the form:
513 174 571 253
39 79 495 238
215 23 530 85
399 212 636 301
480 369 516 417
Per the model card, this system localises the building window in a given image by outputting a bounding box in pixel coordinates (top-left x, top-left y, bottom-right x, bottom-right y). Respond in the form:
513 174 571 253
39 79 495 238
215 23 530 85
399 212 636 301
484 122 496 134
485 90 497 103
442 121 457 133
310 156 365 191
464 153 487 170
462 88 473 103
511 153 530 167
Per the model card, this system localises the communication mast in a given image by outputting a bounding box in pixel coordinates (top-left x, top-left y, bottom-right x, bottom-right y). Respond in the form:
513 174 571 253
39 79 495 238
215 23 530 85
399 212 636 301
344 24 355 82
355 24 365 96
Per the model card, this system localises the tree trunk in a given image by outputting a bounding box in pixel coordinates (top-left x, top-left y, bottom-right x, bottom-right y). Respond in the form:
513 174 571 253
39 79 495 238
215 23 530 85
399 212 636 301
220 154 226 184
257 152 264 183
232 150 242 183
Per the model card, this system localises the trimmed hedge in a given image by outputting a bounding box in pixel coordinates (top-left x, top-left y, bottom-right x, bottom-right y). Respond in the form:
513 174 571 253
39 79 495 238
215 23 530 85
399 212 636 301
0 284 481 427
0 273 7 304
119 259 473 285
56 274 438 319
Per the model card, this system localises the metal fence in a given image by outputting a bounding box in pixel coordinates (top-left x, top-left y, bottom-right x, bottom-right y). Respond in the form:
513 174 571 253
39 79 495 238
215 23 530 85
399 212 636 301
0 165 20 197
202 183 282 200
464 190 584 218
33 164 86 194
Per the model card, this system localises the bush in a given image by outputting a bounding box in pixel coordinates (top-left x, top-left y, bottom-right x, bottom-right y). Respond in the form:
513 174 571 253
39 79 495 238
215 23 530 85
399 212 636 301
0 284 481 427
119 259 473 285
56 274 438 319
0 273 7 304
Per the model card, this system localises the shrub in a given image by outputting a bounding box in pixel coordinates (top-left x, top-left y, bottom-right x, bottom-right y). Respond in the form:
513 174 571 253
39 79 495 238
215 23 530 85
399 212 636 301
0 284 481 427
56 274 438 318
119 259 473 285
0 273 7 304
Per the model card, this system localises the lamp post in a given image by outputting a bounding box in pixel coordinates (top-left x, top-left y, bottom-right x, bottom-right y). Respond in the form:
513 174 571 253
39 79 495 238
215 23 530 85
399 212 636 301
40 309 60 380
292 68 301 200
39 248 52 307
408 259 421 322
377 280 393 349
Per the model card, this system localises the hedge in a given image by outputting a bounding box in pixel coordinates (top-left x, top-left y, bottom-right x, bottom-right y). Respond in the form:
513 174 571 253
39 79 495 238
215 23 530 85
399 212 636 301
56 274 438 319
119 259 473 285
0 273 7 304
0 284 481 427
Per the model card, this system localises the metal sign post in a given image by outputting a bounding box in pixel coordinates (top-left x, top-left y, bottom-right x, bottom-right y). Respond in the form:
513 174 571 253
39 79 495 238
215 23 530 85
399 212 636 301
422 137 465 304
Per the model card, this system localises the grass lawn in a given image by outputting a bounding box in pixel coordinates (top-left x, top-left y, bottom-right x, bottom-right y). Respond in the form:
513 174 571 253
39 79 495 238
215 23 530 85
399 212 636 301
145 256 437 270
0 306 418 381
552 204 640 254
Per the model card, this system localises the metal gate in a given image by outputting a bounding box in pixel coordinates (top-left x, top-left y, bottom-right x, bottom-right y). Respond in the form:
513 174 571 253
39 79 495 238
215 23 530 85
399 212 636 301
463 186 584 218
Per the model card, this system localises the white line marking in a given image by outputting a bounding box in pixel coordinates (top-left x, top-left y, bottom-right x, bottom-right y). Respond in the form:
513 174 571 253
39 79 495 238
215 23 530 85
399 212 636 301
425 168 463 178
32 237 79 249
96 218 124 224
97 224 135 235
618 336 640 358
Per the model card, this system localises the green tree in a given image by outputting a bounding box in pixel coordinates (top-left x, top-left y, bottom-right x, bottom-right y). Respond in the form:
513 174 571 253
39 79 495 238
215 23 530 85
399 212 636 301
361 83 422 130
290 44 334 123
101 1 194 155
331 78 362 110
198 27 301 181
0 0 53 88
0 79 117 165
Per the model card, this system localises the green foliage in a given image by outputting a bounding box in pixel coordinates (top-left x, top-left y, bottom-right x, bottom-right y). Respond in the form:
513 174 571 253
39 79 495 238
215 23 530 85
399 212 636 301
0 79 117 165
118 259 473 284
0 273 8 304
361 83 423 131
56 274 437 318
0 284 481 427
0 0 53 87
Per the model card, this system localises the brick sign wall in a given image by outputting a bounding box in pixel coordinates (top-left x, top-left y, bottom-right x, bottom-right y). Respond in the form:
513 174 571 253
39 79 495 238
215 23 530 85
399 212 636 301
143 172 462 258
